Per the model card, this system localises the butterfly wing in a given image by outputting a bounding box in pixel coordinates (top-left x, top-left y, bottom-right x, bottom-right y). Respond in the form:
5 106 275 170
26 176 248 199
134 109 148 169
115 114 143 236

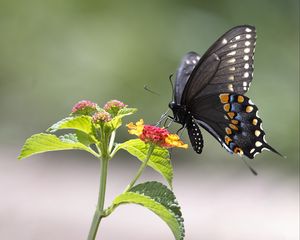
174 51 201 104
181 25 256 105
189 93 281 158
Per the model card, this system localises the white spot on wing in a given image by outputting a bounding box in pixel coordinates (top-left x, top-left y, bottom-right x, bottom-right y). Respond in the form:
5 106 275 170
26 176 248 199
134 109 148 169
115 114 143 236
230 43 237 49
228 58 236 63
262 147 270 152
227 51 236 56
245 28 252 32
235 36 241 40
192 59 197 64
228 75 234 81
228 84 234 91
222 38 228 44
243 81 247 86
245 41 251 46
196 56 201 60
244 72 249 78
229 66 235 71
244 63 249 69
244 55 249 61
255 141 263 147
244 48 250 53
253 152 260 157
246 34 252 39
263 135 267 142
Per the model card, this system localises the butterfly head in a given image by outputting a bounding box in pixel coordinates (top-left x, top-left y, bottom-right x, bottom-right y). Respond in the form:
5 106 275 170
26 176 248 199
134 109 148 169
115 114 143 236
169 101 189 125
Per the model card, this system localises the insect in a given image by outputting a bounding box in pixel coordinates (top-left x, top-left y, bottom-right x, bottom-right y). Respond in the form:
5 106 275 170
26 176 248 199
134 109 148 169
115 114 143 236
167 25 281 159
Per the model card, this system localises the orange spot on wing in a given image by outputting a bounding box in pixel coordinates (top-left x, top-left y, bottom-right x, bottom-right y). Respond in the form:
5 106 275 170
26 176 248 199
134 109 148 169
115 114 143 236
229 124 239 131
223 103 231 112
227 112 235 119
246 106 254 113
219 93 229 103
237 95 245 103
234 147 244 155
225 136 232 145
231 119 239 125
225 127 232 135
252 118 258 125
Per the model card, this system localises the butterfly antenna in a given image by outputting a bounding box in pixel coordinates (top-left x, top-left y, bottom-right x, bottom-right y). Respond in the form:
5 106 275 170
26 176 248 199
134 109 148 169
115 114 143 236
242 158 258 176
169 74 175 101
144 85 160 96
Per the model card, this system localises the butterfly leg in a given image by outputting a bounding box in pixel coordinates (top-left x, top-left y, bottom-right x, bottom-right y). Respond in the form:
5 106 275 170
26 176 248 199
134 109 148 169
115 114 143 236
156 108 170 126
176 124 186 135
161 115 174 128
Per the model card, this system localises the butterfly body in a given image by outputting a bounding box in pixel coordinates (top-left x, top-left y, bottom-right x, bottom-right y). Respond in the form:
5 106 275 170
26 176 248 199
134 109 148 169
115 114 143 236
168 25 281 159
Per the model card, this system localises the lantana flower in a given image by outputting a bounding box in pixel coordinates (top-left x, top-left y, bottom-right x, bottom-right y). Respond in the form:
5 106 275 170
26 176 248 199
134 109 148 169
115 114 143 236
71 100 98 116
127 119 188 149
104 100 127 116
92 111 112 123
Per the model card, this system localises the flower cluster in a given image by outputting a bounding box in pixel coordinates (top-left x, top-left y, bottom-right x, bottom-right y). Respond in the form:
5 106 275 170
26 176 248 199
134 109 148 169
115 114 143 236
127 119 188 149
104 100 127 116
92 111 112 123
71 99 128 124
71 100 98 116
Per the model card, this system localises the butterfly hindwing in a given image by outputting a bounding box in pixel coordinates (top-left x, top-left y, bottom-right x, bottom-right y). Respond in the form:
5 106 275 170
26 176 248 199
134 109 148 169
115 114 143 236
182 25 256 104
174 51 201 104
189 93 280 158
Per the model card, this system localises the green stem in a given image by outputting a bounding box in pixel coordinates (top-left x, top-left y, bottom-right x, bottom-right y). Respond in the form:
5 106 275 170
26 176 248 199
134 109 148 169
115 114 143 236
108 130 116 153
124 144 155 192
103 144 155 217
87 155 109 240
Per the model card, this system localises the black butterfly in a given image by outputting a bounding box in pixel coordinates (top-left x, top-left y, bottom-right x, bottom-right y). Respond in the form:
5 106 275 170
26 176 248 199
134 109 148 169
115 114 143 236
168 25 281 159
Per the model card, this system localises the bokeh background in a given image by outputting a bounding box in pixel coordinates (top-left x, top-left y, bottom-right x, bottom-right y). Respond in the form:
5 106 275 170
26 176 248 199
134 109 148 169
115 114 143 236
1 0 299 239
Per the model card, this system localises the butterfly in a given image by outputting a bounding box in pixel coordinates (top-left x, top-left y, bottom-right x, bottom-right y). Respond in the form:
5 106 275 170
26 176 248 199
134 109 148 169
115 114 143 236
168 25 281 159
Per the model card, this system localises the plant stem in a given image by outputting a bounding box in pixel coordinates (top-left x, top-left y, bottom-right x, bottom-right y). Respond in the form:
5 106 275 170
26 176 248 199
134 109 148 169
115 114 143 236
124 144 155 192
88 155 109 240
108 130 116 153
102 144 155 218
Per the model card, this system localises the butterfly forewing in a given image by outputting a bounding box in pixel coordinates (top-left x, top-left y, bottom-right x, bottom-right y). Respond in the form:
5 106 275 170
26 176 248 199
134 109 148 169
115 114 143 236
181 25 256 104
174 51 201 104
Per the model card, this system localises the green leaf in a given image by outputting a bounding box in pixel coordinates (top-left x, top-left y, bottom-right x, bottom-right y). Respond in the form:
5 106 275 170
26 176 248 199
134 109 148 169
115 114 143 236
107 108 137 130
117 139 173 187
18 133 98 160
110 181 184 240
117 107 137 117
47 116 93 136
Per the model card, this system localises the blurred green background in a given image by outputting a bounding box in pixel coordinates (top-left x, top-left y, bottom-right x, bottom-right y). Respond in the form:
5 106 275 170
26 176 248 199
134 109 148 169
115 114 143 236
0 0 299 239
1 0 298 169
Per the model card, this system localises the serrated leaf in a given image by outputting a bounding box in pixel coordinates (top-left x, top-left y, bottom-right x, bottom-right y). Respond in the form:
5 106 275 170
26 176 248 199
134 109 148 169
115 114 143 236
107 116 122 130
47 116 93 136
117 139 173 187
111 181 184 240
117 108 137 117
18 133 98 160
